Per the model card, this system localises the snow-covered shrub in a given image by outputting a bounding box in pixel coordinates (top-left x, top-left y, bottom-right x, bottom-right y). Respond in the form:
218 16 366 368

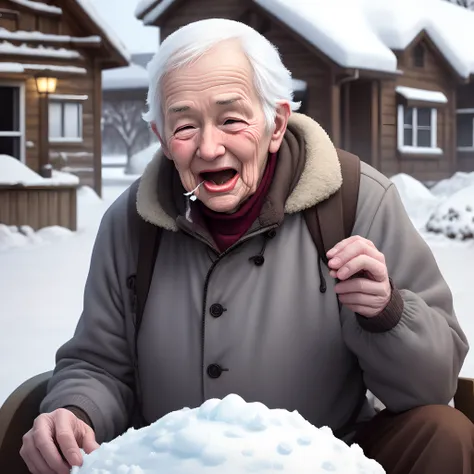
430 172 474 199
426 184 474 240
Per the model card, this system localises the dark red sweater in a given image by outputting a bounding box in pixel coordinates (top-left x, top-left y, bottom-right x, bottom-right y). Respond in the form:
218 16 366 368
199 153 277 252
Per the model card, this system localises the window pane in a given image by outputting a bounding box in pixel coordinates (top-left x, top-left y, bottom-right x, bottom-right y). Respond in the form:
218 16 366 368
404 128 413 146
418 108 431 127
457 114 474 148
418 129 432 147
0 86 19 132
49 102 62 138
0 136 21 159
404 107 413 126
64 103 80 138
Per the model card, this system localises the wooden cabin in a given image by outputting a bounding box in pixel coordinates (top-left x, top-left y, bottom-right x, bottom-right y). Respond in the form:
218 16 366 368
0 0 129 195
136 0 474 182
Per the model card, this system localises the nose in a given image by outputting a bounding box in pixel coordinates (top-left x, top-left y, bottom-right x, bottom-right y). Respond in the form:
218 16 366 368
197 125 225 161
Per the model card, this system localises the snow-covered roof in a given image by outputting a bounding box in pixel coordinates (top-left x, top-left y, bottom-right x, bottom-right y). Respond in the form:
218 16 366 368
0 27 101 45
102 63 149 91
395 86 448 104
0 41 81 59
136 0 474 79
0 62 87 74
74 0 130 63
8 0 62 15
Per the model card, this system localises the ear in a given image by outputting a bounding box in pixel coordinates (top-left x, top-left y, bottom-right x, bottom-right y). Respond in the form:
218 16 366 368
268 101 291 154
151 122 171 158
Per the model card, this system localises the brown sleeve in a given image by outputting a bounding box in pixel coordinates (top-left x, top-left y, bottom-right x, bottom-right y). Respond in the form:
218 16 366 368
63 406 94 429
356 279 404 333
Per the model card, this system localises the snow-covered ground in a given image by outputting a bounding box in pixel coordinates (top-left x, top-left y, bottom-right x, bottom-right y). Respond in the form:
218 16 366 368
0 170 473 408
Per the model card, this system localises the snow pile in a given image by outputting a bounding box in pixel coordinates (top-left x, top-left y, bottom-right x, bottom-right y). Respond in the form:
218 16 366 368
102 63 149 90
0 41 81 59
74 394 384 474
0 224 72 252
430 172 474 200
127 143 160 175
390 173 440 229
426 185 474 240
0 155 79 186
9 0 61 14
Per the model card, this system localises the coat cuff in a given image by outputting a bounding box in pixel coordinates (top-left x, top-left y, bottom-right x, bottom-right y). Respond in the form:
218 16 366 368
63 405 94 430
356 279 404 333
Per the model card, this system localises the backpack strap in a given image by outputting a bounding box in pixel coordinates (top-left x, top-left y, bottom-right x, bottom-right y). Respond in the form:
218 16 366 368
303 149 361 265
127 179 163 346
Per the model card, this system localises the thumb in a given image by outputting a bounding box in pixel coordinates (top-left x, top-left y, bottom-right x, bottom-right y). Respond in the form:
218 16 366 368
81 428 100 454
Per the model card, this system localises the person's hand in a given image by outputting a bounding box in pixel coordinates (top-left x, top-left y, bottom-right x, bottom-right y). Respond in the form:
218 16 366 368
327 235 391 317
20 408 99 474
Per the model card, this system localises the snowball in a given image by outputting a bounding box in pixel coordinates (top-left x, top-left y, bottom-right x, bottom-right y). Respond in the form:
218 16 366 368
74 394 384 474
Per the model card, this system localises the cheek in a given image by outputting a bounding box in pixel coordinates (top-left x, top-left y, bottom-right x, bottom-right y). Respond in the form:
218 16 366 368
169 138 196 170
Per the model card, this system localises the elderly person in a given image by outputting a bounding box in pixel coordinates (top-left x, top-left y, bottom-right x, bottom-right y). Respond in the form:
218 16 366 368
21 18 471 474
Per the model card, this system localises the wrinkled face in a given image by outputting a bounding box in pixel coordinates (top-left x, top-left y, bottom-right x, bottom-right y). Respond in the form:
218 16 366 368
154 40 289 213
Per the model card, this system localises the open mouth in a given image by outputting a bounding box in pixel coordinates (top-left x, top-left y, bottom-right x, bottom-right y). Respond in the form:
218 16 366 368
200 168 237 185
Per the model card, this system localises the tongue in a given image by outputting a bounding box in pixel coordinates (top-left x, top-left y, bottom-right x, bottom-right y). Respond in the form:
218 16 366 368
204 170 236 185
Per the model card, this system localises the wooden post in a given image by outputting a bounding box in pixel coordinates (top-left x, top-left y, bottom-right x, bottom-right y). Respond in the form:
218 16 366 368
38 94 50 177
93 58 103 197
330 80 341 148
371 80 380 171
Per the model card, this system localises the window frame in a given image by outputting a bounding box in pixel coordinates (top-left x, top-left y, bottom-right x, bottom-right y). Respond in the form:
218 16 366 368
456 109 474 152
0 81 25 162
397 104 442 155
48 97 84 143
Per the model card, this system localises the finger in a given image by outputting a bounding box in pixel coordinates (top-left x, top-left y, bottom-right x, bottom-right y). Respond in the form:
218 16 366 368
328 240 382 270
54 411 83 467
33 417 72 474
20 443 41 474
326 235 375 258
337 292 383 309
80 427 100 455
342 304 381 317
27 444 57 474
334 278 386 296
335 255 387 282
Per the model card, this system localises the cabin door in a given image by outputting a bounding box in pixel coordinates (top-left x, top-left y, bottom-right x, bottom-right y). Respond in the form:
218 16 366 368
340 79 376 165
0 83 25 161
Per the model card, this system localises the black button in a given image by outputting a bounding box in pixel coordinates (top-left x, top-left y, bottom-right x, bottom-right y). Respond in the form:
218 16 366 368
267 229 277 239
210 303 225 318
207 364 223 379
253 255 265 266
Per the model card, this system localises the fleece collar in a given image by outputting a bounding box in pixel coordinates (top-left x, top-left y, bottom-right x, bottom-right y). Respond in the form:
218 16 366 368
136 113 342 231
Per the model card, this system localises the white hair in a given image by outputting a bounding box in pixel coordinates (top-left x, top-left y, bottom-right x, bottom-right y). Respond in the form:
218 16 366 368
143 18 301 135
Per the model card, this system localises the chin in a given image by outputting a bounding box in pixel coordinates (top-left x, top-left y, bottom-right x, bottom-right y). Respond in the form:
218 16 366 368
203 196 241 214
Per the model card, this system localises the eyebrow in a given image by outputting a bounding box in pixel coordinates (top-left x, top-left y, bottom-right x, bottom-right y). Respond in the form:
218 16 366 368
215 98 241 106
168 98 242 114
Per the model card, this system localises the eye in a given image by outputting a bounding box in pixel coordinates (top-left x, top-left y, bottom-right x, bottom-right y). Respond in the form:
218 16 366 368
175 125 195 134
224 119 242 125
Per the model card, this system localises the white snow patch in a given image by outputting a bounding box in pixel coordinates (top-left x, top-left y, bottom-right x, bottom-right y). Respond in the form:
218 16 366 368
430 172 474 199
128 143 160 175
391 173 440 229
102 63 149 90
426 185 474 240
0 224 73 252
0 27 101 44
135 0 157 18
73 394 385 474
142 0 176 25
0 154 80 186
9 0 61 14
395 86 448 104
0 62 87 74
0 41 81 58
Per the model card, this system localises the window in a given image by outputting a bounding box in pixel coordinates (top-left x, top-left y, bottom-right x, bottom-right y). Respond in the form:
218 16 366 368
413 44 425 68
0 84 24 161
0 9 19 31
457 110 474 150
397 105 441 154
49 100 83 142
